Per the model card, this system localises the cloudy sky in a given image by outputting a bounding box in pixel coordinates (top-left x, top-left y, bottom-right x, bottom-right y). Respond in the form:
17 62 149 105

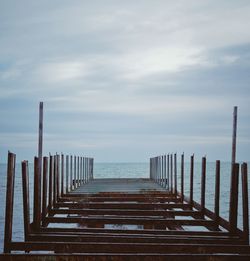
0 0 250 162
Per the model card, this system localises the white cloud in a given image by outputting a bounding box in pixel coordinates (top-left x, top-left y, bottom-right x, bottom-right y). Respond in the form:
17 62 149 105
35 61 87 83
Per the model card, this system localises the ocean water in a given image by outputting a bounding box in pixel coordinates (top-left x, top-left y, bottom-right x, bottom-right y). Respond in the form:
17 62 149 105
0 161 249 252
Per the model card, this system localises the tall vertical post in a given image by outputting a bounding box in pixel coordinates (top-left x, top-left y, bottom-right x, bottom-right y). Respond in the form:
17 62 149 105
21 160 30 241
4 152 16 253
38 102 43 185
201 157 206 215
231 106 238 167
189 154 194 206
241 163 249 244
214 160 220 228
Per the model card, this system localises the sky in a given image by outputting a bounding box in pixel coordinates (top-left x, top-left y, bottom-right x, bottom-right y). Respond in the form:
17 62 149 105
0 0 250 163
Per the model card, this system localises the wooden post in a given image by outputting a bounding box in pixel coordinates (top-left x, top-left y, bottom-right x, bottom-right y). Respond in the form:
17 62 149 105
241 162 249 244
61 154 64 196
70 155 73 191
56 154 60 200
33 156 41 231
21 160 30 241
77 156 80 187
38 102 43 193
164 155 167 188
231 106 237 167
170 154 173 193
53 155 57 206
4 152 16 253
174 153 177 195
214 160 220 228
201 157 206 214
48 155 53 210
66 155 69 193
167 154 169 191
181 153 184 201
229 163 239 234
42 157 48 227
74 156 76 189
80 157 83 185
189 154 194 205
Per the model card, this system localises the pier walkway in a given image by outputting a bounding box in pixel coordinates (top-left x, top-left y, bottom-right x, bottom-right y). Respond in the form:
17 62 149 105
1 152 250 260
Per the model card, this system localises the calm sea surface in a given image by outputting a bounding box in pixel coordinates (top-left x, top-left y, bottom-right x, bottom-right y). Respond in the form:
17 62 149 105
0 161 249 251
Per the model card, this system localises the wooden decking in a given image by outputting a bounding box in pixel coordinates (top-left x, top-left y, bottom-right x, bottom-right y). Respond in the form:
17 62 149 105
1 152 250 260
70 178 166 193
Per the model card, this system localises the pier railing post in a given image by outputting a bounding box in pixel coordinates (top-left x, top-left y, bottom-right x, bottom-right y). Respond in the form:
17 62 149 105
77 156 80 187
181 153 184 201
241 162 249 243
61 154 64 196
189 154 194 206
33 156 41 231
167 154 169 191
42 156 48 227
56 154 60 200
201 157 206 215
170 154 173 193
174 153 177 195
48 155 53 210
4 152 16 253
214 160 220 229
70 155 73 190
229 163 239 234
53 155 57 206
21 160 31 241
66 155 69 193
164 155 167 188
74 156 76 189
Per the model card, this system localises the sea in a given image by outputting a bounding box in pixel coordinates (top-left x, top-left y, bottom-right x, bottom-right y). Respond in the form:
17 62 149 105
0 161 249 252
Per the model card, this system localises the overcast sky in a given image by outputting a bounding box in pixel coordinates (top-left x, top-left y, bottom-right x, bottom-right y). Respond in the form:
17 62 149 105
0 0 250 163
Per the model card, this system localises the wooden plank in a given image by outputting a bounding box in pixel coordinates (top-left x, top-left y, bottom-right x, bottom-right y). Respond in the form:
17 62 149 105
46 216 215 227
4 152 16 253
55 202 191 210
9 241 250 254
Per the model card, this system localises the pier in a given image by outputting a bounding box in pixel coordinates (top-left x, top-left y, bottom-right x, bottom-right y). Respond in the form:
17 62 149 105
1 104 250 260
